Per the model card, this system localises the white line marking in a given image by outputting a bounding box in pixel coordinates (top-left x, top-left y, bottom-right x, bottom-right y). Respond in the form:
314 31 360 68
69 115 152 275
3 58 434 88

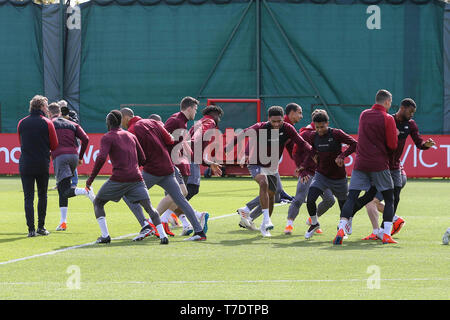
0 278 449 286
0 233 136 266
0 203 288 266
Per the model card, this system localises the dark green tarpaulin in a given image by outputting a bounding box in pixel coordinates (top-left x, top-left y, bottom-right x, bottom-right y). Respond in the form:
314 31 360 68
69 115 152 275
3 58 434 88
0 0 447 134
0 2 43 133
77 0 446 133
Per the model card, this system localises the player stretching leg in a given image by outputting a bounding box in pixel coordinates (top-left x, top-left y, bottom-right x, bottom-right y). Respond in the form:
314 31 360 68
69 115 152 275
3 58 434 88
48 103 94 231
233 106 313 237
334 90 398 245
299 110 357 239
86 110 168 244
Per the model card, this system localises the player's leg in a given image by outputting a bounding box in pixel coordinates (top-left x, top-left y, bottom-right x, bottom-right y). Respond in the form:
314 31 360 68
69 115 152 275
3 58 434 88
56 177 71 231
268 190 275 217
305 186 323 239
442 227 450 245
334 170 370 244
252 174 271 236
274 173 287 203
371 170 396 243
304 188 335 235
56 175 94 231
277 173 293 202
250 173 283 220
167 177 203 236
93 197 111 243
239 196 260 219
255 174 276 237
123 172 159 229
286 176 312 234
390 169 406 235
158 174 206 240
139 199 168 244
185 163 201 200
20 174 36 236
332 177 352 236
35 172 49 235
123 196 148 227
317 188 336 218
158 193 184 234
171 182 194 234
186 183 199 200
380 188 395 242
393 186 402 214
352 186 378 216
362 199 381 240
159 170 201 235
267 175 278 218
71 168 79 188
158 180 187 219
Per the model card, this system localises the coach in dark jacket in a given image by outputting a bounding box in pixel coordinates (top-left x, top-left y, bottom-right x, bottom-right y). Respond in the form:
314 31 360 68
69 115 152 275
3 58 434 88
17 95 58 237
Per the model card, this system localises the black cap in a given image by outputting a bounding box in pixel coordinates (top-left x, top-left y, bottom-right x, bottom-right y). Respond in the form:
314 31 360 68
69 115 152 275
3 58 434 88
61 106 70 116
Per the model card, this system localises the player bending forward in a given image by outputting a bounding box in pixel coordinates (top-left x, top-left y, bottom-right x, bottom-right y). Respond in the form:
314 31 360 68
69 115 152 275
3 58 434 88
86 110 168 244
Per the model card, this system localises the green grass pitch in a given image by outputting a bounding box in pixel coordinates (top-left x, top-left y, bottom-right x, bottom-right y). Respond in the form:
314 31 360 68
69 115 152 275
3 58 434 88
0 176 449 300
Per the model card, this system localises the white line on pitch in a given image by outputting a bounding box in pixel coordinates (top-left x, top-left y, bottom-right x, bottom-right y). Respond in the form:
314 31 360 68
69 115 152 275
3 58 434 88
0 278 449 286
0 203 288 266
0 233 136 266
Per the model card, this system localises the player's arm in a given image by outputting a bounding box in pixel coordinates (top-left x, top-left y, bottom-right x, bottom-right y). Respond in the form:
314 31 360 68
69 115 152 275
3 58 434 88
384 114 398 150
293 130 316 179
134 135 147 167
46 118 59 151
201 124 223 176
287 124 315 173
225 123 260 167
288 124 313 154
285 139 294 160
410 120 435 149
156 121 175 146
335 129 357 167
164 117 177 134
86 136 110 188
75 124 90 161
225 123 259 152
17 119 23 145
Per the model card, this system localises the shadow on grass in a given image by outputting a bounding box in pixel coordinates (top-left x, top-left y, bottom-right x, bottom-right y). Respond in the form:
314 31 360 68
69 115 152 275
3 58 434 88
0 230 80 244
204 229 405 250
272 237 403 250
0 233 28 244
69 236 191 249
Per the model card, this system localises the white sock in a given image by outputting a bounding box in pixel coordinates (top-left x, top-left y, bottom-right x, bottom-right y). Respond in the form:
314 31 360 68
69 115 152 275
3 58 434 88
262 209 270 223
161 210 172 223
60 207 68 224
74 187 87 196
310 215 318 225
240 206 250 214
156 224 167 239
393 215 399 222
377 228 384 238
383 222 392 236
179 214 191 228
194 210 203 220
373 228 379 235
338 219 347 231
96 216 109 238
286 219 293 227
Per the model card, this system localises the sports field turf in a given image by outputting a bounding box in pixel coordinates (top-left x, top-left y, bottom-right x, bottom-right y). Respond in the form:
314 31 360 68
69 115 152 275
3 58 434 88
0 176 449 300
